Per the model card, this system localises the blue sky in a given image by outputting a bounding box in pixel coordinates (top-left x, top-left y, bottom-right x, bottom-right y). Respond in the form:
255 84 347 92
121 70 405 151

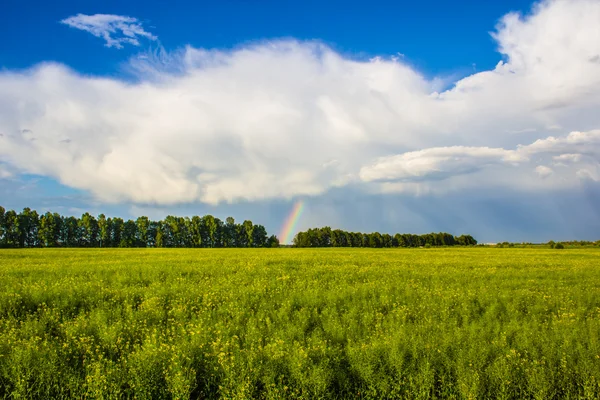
1 0 600 243
2 0 533 75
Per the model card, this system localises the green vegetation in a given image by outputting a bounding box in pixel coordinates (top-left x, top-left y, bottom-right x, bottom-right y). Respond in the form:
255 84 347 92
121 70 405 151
0 206 279 249
1 248 599 399
0 206 481 250
293 227 477 248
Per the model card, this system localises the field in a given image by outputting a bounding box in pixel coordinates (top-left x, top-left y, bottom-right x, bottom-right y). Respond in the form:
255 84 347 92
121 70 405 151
0 248 599 399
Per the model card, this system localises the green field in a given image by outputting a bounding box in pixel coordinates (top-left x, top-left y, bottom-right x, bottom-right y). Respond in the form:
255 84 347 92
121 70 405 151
0 248 599 399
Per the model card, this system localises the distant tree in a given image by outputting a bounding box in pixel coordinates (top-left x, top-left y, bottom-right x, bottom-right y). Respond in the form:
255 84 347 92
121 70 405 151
181 217 193 247
252 224 268 247
267 234 280 248
98 214 111 247
291 227 478 248
369 232 382 248
456 235 477 246
213 217 225 248
62 216 80 247
136 216 150 247
224 217 236 247
235 220 253 248
18 208 39 247
79 213 99 247
39 212 61 247
319 227 332 247
147 221 160 247
361 234 370 248
155 222 164 248
382 233 393 248
162 216 179 247
111 218 124 248
2 210 18 247
555 242 565 249
189 216 202 248
201 215 218 248
0 206 5 247
121 220 137 247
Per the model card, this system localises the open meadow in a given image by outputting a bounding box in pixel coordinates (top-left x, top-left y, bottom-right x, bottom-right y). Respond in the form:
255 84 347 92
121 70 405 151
0 248 599 399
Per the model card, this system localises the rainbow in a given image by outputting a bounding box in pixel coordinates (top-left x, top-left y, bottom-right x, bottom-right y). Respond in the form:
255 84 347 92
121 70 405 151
279 200 305 244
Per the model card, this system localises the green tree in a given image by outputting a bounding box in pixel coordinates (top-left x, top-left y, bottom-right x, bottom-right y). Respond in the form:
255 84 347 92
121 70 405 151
79 213 99 247
38 212 61 247
62 216 80 247
0 206 5 246
136 216 150 247
111 218 124 248
147 221 160 247
190 216 202 248
155 222 164 248
98 214 111 247
201 215 218 248
252 224 268 247
18 208 39 247
224 217 236 247
122 220 137 247
267 234 280 248
382 233 393 248
2 209 18 247
369 232 382 248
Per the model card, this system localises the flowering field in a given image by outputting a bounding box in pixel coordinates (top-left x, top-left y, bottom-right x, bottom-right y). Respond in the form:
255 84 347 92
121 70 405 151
0 248 599 399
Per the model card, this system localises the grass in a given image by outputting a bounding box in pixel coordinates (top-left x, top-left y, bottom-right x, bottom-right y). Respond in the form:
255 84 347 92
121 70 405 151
0 248 599 399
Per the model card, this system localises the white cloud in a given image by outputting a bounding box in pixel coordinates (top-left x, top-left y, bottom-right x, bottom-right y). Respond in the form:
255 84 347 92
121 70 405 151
1 0 600 206
553 153 582 163
61 14 157 49
0 165 12 179
359 146 523 182
360 130 600 186
535 165 553 178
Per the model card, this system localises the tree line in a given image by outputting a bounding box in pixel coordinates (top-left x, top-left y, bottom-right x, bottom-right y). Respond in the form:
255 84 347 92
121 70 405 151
293 227 477 248
0 206 280 248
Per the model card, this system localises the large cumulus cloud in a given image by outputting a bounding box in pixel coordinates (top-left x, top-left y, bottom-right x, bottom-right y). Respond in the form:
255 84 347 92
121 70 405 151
1 0 600 207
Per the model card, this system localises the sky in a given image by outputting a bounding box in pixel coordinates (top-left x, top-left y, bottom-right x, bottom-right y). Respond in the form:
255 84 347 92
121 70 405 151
1 0 599 243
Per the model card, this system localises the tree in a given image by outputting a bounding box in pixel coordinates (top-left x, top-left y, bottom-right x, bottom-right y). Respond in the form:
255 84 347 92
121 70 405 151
147 221 160 247
214 217 224 247
155 222 164 248
267 235 280 248
39 212 61 247
136 216 150 247
111 218 124 248
121 220 137 247
456 234 477 246
0 206 5 246
190 216 202 248
98 214 111 247
2 209 18 247
17 208 39 247
62 216 80 247
369 232 382 248
252 225 268 247
201 215 217 248
224 217 236 247
290 227 477 248
182 217 193 247
79 213 99 247
382 233 393 248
